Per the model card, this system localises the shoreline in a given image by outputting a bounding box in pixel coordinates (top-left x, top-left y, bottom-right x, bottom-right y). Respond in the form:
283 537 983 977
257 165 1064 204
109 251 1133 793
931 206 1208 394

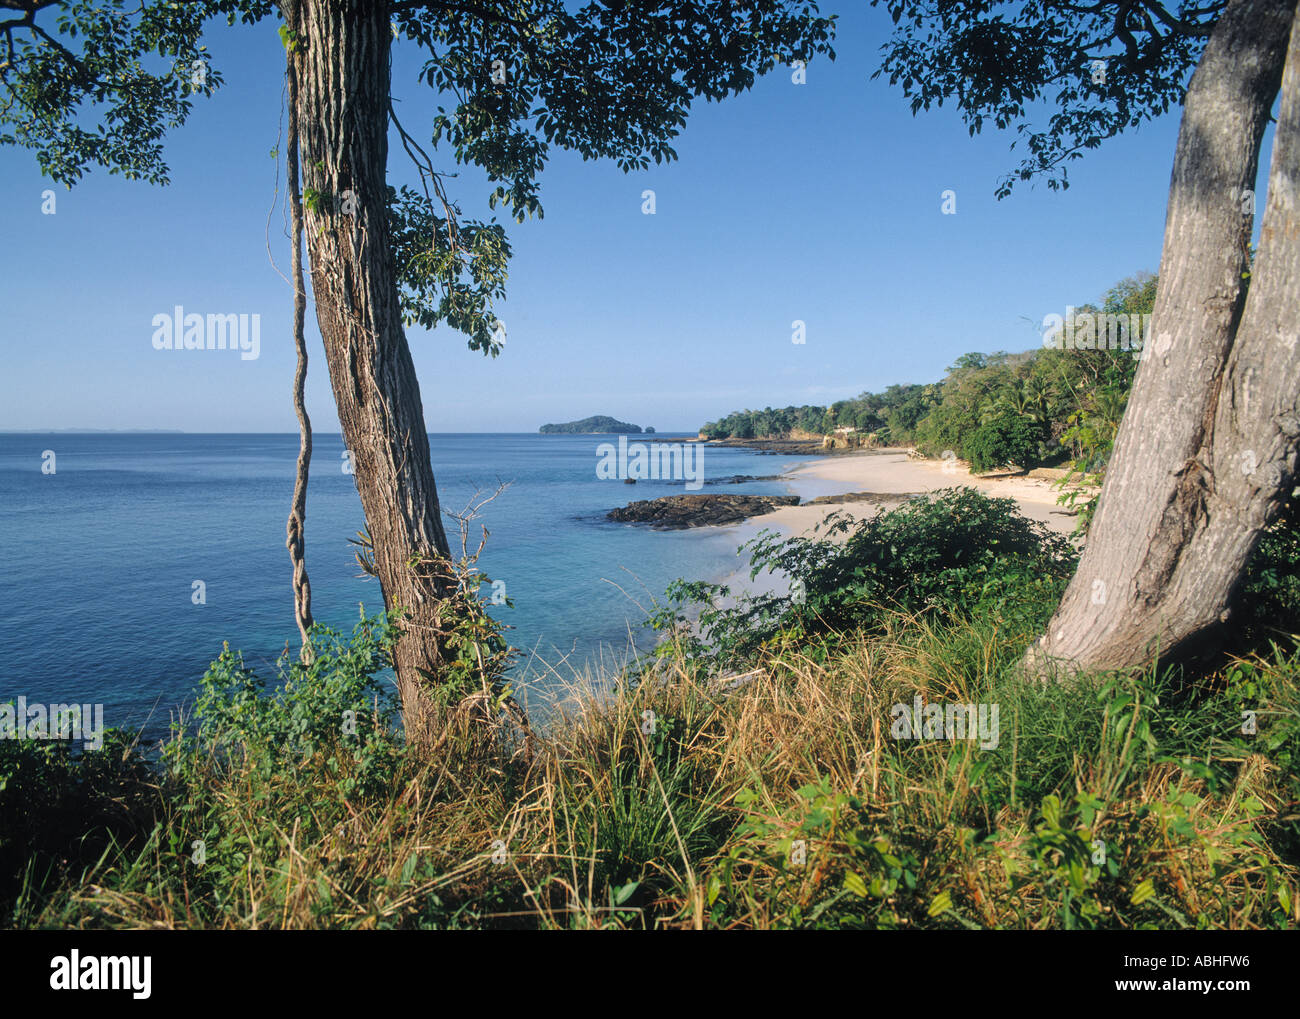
711 448 1086 601
768 448 1080 538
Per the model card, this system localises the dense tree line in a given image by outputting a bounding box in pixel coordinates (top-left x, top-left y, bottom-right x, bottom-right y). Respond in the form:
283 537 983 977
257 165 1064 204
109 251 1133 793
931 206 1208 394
539 415 644 434
699 385 935 443
702 272 1158 481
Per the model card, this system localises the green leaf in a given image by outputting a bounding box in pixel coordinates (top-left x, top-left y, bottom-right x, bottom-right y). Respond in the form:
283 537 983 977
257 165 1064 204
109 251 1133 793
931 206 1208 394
614 881 640 906
1130 879 1156 906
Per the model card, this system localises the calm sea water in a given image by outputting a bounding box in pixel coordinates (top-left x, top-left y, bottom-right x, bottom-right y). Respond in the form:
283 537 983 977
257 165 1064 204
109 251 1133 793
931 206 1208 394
0 433 816 736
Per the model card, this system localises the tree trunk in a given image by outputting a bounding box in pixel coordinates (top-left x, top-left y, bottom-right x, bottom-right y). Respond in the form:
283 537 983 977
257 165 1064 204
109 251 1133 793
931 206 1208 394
1027 0 1300 676
289 0 454 743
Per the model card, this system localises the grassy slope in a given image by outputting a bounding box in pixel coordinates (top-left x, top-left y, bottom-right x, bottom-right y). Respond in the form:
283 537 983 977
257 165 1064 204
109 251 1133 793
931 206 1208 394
4 605 1297 930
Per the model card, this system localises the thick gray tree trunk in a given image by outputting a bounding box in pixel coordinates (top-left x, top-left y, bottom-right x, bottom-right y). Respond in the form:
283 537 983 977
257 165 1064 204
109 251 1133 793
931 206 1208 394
1028 0 1300 675
288 0 454 743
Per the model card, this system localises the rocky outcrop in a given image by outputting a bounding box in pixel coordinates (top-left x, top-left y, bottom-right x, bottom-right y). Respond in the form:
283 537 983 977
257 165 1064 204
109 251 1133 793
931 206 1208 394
821 431 878 451
802 491 921 506
607 494 799 529
704 437 828 454
703 474 784 485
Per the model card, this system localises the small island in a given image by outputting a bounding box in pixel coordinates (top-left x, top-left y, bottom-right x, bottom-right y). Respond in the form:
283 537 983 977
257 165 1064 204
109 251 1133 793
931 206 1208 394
540 415 649 434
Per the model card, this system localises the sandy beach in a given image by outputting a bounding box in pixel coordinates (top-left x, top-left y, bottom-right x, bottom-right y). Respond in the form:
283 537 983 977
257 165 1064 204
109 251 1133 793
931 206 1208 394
765 448 1081 539
714 448 1084 599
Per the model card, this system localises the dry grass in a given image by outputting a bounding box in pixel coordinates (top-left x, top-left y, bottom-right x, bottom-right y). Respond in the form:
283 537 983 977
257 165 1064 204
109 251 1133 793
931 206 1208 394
7 611 1298 930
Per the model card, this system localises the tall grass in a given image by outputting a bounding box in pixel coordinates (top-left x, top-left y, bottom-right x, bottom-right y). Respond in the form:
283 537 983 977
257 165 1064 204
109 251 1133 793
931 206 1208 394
4 607 1296 929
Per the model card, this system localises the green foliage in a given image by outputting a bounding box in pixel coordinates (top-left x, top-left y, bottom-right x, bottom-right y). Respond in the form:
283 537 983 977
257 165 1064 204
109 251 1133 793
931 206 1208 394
2 1 835 359
390 0 836 358
387 183 511 356
0 729 158 925
0 0 272 186
554 712 720 901
702 640 1299 931
164 616 402 795
701 274 1155 533
406 2 836 217
276 23 302 53
437 573 517 709
1233 490 1300 649
962 411 1046 473
871 0 1211 196
701 386 935 442
650 488 1078 667
911 397 970 456
349 521 518 709
539 415 642 434
701 403 830 440
144 618 415 913
301 186 326 215
7 611 1298 930
1051 273 1153 528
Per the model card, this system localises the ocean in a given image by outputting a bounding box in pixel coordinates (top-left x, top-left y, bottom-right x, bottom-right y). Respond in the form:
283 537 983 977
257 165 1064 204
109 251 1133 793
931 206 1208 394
0 432 818 738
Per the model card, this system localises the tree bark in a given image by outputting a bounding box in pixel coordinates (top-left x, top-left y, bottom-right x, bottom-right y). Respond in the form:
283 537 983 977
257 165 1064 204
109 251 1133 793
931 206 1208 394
289 0 454 743
1027 0 1300 676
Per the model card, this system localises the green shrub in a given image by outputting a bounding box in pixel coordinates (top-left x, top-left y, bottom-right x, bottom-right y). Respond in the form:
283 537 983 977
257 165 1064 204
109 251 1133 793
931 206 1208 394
650 487 1078 666
0 729 159 925
8 608 1297 930
164 614 403 796
1233 491 1300 650
962 412 1046 473
913 400 973 458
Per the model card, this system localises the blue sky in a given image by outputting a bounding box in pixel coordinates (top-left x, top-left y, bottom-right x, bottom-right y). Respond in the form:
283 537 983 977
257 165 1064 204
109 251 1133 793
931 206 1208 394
0 4 1252 433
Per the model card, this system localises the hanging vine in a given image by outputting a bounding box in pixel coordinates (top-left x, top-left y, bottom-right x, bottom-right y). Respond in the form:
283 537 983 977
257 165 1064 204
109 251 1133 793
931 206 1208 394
283 2 313 662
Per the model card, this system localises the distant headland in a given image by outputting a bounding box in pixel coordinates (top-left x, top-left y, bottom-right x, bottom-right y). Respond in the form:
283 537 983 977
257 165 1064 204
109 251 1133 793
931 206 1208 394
539 415 653 434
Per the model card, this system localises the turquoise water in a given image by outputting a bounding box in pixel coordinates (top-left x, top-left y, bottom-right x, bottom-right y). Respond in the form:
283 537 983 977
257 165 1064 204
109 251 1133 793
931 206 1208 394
0 432 816 736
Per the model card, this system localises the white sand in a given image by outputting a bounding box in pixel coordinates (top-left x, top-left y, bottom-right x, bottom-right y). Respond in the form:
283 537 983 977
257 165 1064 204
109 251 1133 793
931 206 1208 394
713 449 1085 600
766 448 1080 538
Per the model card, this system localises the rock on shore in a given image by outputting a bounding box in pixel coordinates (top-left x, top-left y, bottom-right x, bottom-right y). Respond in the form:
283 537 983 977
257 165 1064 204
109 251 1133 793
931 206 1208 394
607 493 799 529
802 491 921 506
703 474 784 485
703 437 828 455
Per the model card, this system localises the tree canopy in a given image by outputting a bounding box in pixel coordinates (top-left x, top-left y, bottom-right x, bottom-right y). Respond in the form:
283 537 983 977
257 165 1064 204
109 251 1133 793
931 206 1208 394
871 0 1221 195
2 0 837 350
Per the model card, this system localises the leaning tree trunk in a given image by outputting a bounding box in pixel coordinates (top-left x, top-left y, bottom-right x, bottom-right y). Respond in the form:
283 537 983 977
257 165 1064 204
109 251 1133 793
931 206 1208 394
288 0 454 743
1027 0 1300 677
